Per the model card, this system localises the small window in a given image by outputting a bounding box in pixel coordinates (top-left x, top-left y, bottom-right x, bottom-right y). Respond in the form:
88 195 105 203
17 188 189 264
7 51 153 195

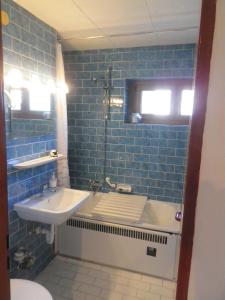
126 79 194 125
180 90 194 116
141 90 171 115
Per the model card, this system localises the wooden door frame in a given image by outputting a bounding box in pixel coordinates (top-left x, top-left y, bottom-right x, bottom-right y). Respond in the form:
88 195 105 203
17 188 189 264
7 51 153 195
0 2 10 300
176 0 217 299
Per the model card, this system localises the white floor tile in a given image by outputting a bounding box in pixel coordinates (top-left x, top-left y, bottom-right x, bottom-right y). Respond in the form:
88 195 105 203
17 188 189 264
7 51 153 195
136 290 161 300
151 285 175 298
128 279 150 291
35 255 176 300
93 278 116 290
78 283 101 296
114 283 137 296
162 280 176 290
101 289 123 300
141 275 163 286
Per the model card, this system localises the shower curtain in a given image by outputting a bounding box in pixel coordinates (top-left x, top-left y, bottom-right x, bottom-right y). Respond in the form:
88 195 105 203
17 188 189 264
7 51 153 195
55 42 70 187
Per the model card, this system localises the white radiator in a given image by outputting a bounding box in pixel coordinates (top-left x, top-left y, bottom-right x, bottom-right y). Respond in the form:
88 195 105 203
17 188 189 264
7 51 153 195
58 217 180 280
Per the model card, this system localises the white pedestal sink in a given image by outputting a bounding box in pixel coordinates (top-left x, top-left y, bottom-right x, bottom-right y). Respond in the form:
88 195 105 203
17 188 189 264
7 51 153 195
14 188 90 225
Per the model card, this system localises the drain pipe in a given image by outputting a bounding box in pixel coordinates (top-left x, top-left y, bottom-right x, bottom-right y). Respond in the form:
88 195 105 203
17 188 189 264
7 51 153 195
36 225 55 244
43 225 55 244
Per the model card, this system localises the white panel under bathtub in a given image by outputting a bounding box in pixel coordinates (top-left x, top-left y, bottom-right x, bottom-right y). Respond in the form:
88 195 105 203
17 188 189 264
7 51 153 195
58 222 179 280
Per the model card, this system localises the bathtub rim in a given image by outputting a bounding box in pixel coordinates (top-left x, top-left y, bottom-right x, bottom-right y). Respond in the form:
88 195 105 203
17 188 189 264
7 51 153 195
74 197 182 235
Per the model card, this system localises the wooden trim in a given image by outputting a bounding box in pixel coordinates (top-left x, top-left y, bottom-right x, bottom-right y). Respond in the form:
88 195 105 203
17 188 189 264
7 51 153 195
141 115 190 125
176 1 217 299
129 78 193 88
0 3 10 300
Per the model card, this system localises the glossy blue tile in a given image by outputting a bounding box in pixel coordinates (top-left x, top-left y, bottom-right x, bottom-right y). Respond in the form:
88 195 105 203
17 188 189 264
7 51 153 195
65 44 195 203
3 0 56 279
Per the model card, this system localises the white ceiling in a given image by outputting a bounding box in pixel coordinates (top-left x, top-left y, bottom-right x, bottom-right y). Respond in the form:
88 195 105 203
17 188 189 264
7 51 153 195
13 0 202 51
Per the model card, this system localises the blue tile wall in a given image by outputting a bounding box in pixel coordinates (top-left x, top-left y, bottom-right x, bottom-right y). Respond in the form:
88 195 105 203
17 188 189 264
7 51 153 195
64 44 196 203
2 0 57 279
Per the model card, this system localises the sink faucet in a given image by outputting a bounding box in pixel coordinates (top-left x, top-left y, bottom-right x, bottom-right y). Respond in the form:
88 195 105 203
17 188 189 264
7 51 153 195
42 184 48 194
49 173 57 192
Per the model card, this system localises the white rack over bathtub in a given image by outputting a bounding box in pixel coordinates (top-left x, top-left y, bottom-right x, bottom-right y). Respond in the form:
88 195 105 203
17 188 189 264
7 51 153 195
92 192 147 222
58 192 182 280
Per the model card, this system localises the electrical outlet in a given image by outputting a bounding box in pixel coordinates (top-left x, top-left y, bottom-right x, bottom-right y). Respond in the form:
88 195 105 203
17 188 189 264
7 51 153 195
146 246 157 257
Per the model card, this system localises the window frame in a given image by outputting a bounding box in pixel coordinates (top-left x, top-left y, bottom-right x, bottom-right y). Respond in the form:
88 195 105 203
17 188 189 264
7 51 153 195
127 79 193 125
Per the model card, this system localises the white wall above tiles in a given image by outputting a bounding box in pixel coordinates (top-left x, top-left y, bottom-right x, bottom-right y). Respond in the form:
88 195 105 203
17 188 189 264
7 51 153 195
13 0 201 50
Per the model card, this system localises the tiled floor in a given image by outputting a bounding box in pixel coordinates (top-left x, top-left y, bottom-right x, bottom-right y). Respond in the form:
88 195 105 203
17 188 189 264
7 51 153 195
35 255 176 300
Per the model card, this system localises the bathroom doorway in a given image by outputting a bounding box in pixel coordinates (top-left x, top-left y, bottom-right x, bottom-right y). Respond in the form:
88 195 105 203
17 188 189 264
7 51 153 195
0 0 216 299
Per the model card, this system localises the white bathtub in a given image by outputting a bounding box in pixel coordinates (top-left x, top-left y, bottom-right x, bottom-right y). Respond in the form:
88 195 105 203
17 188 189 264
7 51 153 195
140 200 182 234
74 192 182 234
58 192 182 280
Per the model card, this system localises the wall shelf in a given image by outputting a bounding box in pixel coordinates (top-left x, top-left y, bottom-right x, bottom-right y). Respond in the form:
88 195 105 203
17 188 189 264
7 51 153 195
13 154 64 170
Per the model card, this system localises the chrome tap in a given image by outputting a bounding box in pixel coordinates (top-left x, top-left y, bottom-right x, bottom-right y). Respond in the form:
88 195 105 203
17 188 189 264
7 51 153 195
42 184 48 194
175 211 183 222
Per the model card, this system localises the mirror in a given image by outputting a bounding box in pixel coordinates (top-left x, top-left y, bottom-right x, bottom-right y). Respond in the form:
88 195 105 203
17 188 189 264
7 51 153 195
3 69 56 139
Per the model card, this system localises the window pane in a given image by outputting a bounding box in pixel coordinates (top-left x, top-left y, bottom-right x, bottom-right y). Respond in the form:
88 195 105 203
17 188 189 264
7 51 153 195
141 90 171 115
10 89 22 110
181 90 194 116
29 89 51 112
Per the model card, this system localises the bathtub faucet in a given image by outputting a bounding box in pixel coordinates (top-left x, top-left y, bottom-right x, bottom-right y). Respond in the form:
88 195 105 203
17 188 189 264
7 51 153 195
89 180 102 192
105 177 116 189
105 177 132 193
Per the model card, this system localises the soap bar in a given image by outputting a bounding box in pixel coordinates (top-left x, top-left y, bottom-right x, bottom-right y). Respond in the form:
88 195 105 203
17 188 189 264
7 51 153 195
50 150 58 157
116 183 132 193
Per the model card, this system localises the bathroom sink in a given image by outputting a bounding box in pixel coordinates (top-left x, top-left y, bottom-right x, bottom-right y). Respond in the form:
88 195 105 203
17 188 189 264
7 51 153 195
14 188 90 225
